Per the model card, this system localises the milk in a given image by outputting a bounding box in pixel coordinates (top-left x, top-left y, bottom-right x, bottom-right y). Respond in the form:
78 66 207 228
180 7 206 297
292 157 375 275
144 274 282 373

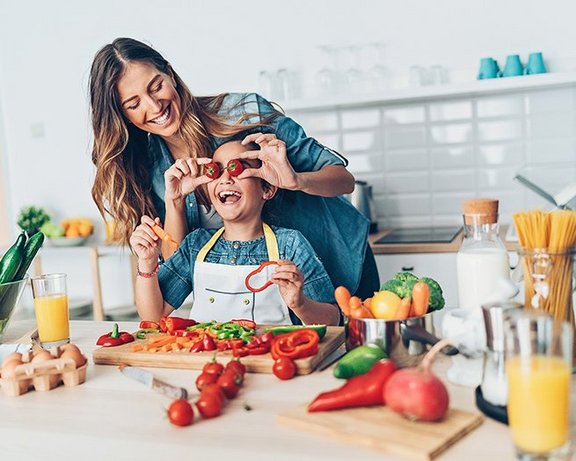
457 248 510 310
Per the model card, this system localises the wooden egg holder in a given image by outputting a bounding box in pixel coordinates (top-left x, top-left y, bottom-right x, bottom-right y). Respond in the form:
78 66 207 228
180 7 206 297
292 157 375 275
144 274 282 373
1 350 87 397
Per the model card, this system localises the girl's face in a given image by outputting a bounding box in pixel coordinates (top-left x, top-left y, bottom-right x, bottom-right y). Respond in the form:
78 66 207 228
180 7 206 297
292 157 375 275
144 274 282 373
116 61 182 138
206 142 276 224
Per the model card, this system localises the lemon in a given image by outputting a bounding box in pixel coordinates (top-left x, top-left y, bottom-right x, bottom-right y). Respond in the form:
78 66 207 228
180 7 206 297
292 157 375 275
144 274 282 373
370 290 401 319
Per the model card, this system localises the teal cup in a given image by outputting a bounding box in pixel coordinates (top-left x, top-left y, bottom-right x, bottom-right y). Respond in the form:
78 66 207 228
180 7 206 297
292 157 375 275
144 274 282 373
477 57 500 80
525 52 547 75
501 54 524 77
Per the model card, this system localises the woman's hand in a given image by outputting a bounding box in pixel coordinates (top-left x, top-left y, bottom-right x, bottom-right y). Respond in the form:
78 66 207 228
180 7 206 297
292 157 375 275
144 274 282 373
164 157 213 202
237 133 299 191
129 215 163 269
271 260 305 311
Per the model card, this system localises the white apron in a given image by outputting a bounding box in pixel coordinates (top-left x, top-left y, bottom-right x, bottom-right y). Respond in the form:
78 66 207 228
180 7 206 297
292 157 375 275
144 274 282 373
190 224 291 324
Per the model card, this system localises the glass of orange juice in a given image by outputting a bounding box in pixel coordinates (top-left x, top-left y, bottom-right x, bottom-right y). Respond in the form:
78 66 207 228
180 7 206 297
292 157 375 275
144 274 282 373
31 273 70 348
505 309 572 460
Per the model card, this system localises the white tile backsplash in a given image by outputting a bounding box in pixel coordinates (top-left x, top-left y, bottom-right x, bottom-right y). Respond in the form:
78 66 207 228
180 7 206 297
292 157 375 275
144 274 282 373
291 85 576 227
477 119 523 142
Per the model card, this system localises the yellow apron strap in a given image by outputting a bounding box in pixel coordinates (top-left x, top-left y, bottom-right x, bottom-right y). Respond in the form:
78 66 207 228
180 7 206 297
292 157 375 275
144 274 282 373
196 224 279 262
263 223 280 262
196 227 226 262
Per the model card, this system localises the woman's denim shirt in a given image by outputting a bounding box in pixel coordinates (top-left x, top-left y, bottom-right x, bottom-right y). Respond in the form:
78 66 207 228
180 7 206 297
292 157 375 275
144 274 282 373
158 226 335 324
149 93 370 293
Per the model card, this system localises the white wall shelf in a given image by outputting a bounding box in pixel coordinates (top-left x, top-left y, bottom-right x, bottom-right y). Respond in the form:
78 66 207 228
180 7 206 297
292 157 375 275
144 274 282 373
280 72 576 112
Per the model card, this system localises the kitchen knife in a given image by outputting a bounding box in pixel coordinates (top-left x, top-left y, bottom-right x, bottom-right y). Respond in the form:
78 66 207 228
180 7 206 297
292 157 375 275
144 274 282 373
119 364 188 400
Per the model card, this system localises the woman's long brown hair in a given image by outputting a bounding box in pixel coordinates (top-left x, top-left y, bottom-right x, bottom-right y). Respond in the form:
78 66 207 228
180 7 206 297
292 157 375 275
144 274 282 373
89 37 276 244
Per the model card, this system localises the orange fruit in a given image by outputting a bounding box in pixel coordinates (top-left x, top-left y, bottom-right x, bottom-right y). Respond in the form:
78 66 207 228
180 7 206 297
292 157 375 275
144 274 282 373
370 290 402 320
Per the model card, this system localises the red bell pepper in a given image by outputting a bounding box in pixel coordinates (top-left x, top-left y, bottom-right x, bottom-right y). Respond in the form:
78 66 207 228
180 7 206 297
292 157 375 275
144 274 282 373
245 261 279 293
307 359 397 412
139 320 160 330
202 334 217 351
162 317 198 335
96 323 135 347
270 329 320 361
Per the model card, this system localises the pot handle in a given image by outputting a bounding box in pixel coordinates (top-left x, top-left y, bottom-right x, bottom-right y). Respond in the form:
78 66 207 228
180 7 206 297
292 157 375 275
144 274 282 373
400 323 460 356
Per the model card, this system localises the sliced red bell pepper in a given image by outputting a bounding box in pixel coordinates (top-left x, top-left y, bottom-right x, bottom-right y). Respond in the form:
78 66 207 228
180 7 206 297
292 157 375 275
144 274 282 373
189 340 204 353
270 329 320 361
230 319 257 330
172 329 201 338
139 320 160 330
163 317 198 335
307 359 397 412
202 334 217 351
245 261 279 293
96 323 135 347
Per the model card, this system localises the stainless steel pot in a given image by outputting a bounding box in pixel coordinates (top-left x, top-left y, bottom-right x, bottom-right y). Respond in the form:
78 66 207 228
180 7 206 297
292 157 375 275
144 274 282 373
346 314 458 368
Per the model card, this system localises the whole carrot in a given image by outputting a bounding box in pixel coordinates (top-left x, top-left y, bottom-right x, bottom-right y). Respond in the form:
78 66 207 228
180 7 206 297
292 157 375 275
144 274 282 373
334 286 352 316
412 282 430 317
152 224 179 250
395 297 412 320
349 296 374 319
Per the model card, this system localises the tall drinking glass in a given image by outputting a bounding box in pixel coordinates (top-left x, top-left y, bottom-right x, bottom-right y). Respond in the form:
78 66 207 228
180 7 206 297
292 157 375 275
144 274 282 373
505 309 572 460
31 273 70 348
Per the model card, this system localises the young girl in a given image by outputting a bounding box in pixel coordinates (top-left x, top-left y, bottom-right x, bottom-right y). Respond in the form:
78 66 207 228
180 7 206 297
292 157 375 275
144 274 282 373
130 141 340 326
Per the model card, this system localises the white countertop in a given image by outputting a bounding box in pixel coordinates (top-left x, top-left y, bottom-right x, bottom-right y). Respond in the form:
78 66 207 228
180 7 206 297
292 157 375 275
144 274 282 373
1 320 519 461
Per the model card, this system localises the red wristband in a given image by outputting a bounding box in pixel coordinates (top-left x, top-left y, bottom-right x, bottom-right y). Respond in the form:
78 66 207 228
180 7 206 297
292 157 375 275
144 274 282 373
137 263 159 278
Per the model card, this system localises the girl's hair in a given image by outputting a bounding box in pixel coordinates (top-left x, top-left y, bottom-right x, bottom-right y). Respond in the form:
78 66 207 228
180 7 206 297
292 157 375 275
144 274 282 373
89 37 278 244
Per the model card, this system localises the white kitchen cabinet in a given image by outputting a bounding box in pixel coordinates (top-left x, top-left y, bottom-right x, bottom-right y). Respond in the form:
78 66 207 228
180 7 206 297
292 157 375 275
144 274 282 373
374 253 458 308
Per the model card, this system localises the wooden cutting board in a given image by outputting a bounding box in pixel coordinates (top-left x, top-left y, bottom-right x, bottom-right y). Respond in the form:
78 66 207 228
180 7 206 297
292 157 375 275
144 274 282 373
278 405 483 461
92 326 344 375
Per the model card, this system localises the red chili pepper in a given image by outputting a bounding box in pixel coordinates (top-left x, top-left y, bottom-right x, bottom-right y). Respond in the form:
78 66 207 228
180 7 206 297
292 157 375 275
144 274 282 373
226 159 244 177
270 329 320 361
307 359 397 412
96 323 134 347
245 261 279 293
203 161 221 180
163 317 198 335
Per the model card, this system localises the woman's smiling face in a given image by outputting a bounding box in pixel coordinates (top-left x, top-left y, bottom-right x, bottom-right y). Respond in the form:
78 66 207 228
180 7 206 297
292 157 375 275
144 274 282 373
207 142 276 223
116 61 182 137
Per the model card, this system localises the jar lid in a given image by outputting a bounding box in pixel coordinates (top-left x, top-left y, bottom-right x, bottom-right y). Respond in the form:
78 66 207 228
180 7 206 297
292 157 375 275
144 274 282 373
463 198 499 224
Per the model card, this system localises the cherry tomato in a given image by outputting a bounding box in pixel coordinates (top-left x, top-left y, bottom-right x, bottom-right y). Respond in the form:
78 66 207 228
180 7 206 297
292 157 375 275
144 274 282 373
226 159 244 177
225 358 246 378
273 357 296 380
217 371 241 399
195 371 218 391
196 394 223 419
167 399 194 427
204 161 221 179
201 383 226 406
202 359 224 376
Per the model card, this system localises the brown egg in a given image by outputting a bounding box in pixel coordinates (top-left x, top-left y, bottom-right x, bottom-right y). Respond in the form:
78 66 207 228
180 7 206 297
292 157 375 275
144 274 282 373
59 344 86 367
1 359 23 379
1 352 22 368
31 350 54 363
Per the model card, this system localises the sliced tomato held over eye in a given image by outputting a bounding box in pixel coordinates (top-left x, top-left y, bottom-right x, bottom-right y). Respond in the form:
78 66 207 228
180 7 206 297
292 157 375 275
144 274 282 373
226 159 244 177
203 161 221 179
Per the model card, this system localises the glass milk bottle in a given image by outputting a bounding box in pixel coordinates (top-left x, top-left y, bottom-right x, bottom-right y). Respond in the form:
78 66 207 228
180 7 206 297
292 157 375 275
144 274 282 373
457 199 510 314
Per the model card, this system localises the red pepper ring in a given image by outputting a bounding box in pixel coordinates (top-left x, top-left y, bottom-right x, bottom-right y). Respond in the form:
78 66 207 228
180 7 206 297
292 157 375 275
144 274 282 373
245 261 279 293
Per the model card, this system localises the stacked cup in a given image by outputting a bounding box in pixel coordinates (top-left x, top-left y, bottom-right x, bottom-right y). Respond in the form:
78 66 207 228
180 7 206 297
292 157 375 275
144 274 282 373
477 52 547 80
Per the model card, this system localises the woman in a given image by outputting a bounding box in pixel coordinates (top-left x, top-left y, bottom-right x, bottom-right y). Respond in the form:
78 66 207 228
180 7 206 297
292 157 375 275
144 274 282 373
89 37 378 298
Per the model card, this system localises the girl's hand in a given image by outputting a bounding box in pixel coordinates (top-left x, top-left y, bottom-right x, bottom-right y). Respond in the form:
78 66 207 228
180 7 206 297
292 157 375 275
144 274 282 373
164 157 213 202
271 260 305 311
237 133 299 190
129 215 163 266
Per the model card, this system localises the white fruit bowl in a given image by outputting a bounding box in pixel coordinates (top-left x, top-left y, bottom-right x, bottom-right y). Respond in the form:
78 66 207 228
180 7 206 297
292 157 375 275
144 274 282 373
48 236 89 247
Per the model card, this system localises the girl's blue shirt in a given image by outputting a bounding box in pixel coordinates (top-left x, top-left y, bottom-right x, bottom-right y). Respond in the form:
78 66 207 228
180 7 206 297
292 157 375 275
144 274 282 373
149 93 370 293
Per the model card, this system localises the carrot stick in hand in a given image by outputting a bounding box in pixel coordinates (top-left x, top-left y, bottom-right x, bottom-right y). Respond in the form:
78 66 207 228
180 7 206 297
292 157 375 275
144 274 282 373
152 224 179 251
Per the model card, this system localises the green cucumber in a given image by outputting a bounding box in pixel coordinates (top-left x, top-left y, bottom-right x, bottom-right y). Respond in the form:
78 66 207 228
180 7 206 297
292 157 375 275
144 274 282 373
0 233 27 284
333 344 387 379
13 232 45 281
264 324 327 340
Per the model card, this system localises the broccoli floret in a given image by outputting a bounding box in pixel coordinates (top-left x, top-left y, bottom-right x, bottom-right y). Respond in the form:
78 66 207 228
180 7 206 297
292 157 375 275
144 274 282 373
419 276 445 311
393 272 419 284
381 273 418 298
